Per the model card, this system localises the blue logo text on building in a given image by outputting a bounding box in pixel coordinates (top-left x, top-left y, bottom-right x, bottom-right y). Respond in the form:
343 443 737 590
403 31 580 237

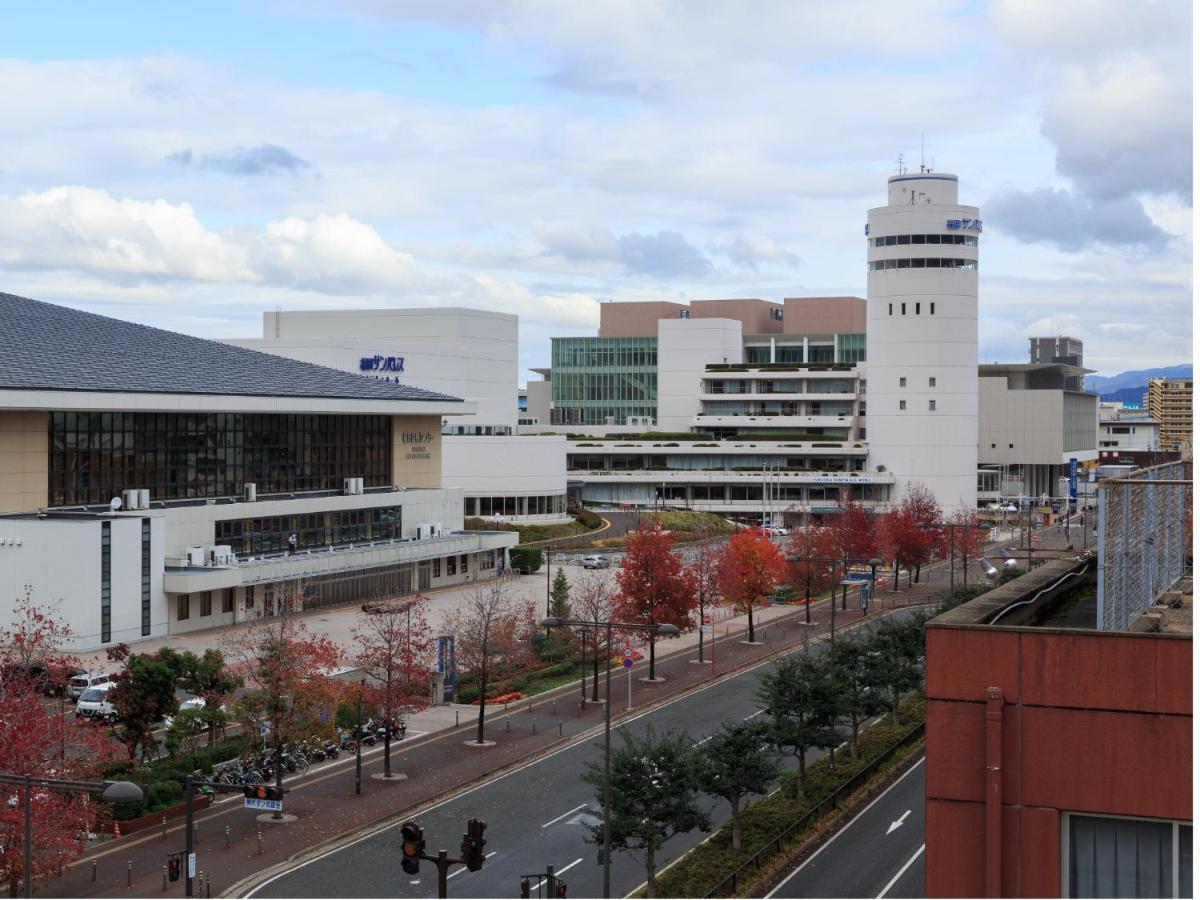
360 355 405 373
946 218 983 232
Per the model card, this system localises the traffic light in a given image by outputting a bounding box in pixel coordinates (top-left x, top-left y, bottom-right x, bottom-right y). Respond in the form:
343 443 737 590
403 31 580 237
400 821 424 875
243 784 283 802
555 880 568 898
167 853 182 883
462 818 487 871
519 877 531 899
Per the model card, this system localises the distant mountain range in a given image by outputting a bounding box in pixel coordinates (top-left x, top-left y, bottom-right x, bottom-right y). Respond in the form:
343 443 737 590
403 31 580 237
1084 364 1192 402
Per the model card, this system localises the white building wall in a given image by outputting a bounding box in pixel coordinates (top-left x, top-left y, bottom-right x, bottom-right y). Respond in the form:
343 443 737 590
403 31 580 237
865 172 979 512
443 435 569 522
656 319 745 431
226 307 518 431
0 515 167 651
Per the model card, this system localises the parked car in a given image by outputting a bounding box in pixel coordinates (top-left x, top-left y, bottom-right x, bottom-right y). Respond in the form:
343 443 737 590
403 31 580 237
75 683 117 723
581 555 611 569
67 672 113 702
0 661 67 695
163 696 224 732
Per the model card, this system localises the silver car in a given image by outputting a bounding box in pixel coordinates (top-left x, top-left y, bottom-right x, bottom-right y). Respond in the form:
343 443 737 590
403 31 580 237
581 555 611 569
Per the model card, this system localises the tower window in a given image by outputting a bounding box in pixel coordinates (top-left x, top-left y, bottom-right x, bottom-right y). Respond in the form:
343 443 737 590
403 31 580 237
929 377 936 387
915 303 921 315
888 303 893 316
901 302 906 314
899 377 906 387
929 400 937 411
899 400 907 411
930 302 935 315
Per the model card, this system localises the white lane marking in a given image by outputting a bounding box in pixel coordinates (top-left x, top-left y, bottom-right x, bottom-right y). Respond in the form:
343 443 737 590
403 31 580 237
877 844 925 898
765 757 925 898
531 858 584 891
446 851 497 880
743 709 765 720
886 810 911 835
542 803 588 829
245 610 923 898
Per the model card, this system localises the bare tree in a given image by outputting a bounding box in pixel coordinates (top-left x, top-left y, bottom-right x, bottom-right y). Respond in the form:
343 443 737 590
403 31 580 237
689 528 724 663
443 577 535 745
572 571 619 702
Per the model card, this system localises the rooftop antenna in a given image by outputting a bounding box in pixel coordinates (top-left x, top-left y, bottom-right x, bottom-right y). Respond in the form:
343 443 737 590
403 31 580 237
274 305 281 338
920 132 926 173
897 152 905 174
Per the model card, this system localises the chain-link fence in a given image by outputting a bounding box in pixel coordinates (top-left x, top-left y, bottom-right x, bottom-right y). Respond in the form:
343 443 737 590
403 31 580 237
1096 460 1192 630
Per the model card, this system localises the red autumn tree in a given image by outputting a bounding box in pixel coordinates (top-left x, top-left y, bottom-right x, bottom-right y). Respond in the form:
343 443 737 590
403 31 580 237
353 594 435 779
573 571 620 702
222 587 342 811
443 579 537 745
824 489 880 563
946 506 988 587
883 483 943 588
689 526 725 663
614 521 698 680
717 530 788 643
0 591 118 896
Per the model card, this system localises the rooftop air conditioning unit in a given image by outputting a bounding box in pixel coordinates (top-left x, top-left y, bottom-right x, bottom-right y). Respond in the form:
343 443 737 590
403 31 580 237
137 489 150 509
187 546 206 567
356 477 365 494
415 524 435 541
121 489 139 511
244 483 257 502
210 545 236 566
344 477 364 496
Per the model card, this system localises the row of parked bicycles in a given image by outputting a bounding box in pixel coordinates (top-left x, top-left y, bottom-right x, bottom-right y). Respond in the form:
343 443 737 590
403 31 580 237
210 718 408 787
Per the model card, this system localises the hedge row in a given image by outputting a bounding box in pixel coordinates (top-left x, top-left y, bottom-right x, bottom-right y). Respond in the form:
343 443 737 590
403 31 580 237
103 734 254 820
653 697 926 898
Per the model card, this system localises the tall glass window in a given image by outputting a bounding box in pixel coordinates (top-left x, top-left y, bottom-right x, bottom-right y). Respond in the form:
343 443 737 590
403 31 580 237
140 518 151 636
100 521 111 643
550 337 658 425
48 412 392 506
1067 814 1190 898
215 506 402 555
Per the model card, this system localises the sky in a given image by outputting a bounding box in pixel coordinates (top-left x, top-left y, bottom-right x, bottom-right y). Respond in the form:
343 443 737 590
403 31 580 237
0 0 1191 380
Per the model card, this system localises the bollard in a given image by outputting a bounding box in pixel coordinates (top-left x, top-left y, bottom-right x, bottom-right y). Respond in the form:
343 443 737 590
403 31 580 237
257 831 263 855
207 880 211 899
127 860 133 888
505 716 511 732
551 700 556 716
162 865 167 892
532 719 536 734
455 710 460 727
558 721 563 736
161 816 167 839
92 860 97 882
528 699 533 714
225 825 230 849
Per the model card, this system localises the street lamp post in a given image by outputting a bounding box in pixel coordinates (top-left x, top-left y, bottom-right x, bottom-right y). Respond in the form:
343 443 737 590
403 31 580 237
539 616 678 899
0 774 142 898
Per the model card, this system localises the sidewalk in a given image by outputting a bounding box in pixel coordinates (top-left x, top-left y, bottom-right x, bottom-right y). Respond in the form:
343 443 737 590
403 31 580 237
46 587 937 899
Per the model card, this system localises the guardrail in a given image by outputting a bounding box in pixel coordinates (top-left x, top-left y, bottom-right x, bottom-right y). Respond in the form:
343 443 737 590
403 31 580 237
701 720 926 898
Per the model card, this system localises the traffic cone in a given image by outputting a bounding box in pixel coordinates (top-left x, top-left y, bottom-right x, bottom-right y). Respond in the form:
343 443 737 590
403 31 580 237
113 821 120 840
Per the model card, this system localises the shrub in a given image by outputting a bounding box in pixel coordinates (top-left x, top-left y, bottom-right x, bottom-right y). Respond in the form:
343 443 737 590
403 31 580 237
509 546 544 573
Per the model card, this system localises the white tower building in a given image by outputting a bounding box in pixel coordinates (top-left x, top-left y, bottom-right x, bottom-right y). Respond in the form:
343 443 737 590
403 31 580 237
865 170 979 512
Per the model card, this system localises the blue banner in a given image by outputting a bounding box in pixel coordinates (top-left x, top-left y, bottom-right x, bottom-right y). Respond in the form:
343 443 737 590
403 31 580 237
438 635 457 701
1068 458 1079 499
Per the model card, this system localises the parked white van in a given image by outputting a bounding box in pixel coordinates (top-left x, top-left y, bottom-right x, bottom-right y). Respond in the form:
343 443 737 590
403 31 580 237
75 683 117 723
67 671 113 702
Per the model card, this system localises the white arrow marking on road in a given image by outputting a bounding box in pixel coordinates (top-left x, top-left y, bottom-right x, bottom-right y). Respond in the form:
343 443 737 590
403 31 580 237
886 810 911 835
542 803 588 828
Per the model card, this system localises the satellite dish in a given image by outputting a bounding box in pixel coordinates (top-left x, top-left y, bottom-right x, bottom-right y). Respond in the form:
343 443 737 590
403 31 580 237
109 497 122 512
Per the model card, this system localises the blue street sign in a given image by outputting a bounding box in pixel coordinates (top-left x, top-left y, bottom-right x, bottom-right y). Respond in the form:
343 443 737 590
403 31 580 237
244 797 283 812
1069 458 1079 499
622 657 634 669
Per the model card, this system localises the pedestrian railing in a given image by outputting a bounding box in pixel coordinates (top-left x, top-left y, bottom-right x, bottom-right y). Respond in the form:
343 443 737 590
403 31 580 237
701 721 926 898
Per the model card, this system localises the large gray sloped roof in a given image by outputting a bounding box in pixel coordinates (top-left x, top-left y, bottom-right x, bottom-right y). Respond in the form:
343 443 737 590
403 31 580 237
0 292 462 403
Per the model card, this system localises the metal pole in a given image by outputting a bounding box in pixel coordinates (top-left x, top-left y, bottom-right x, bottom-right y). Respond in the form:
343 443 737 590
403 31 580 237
829 560 837 644
603 624 613 899
23 773 32 899
437 850 449 899
580 629 587 705
356 682 363 796
949 525 955 597
184 775 194 898
697 598 704 663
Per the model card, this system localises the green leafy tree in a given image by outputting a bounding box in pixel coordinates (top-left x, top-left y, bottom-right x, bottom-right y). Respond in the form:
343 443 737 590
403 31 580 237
757 654 841 796
550 568 572 619
105 645 184 761
829 636 888 759
864 616 927 724
582 727 710 898
175 649 241 744
699 720 780 850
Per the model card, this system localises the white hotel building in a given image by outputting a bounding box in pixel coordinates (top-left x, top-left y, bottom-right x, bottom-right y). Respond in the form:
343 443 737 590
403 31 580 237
0 293 516 650
537 171 984 517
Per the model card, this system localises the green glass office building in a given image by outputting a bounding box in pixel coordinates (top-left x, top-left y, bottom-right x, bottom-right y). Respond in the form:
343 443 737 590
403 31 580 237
551 336 658 425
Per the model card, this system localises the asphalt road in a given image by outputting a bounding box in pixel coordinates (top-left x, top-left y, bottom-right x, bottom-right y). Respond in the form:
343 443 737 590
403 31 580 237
767 757 925 899
247 611 921 899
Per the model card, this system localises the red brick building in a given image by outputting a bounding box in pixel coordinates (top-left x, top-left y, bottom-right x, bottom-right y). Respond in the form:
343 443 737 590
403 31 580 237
925 558 1192 897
